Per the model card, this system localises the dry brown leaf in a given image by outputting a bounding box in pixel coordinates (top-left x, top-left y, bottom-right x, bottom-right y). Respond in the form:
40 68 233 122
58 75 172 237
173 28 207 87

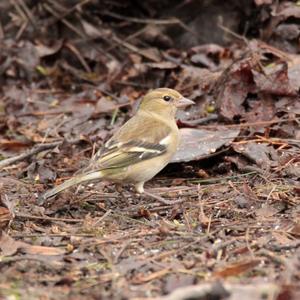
0 232 65 256
289 223 300 237
0 207 11 231
20 244 65 256
272 232 293 245
213 259 261 278
0 231 20 256
0 139 31 150
256 204 279 219
35 40 63 57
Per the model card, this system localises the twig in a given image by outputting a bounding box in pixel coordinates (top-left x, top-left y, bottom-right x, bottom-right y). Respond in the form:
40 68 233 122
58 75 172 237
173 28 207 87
102 11 181 25
9 0 28 40
200 117 300 130
266 242 300 252
246 227 255 258
218 21 249 45
17 0 36 28
191 171 258 184
257 249 286 265
115 80 152 89
111 34 160 62
17 100 132 117
0 141 62 169
10 0 27 21
12 233 94 238
44 1 114 60
17 109 76 117
103 11 198 38
43 3 86 39
0 19 4 39
64 42 91 73
16 213 84 223
16 214 84 223
94 209 112 225
143 190 185 205
46 0 92 24
113 240 131 264
16 19 28 40
182 114 219 126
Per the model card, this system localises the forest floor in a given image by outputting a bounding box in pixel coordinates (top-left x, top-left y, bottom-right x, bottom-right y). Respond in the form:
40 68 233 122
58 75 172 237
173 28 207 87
0 1 299 299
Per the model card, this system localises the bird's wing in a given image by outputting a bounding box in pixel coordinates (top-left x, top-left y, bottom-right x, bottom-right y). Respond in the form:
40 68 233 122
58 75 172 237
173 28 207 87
94 113 172 169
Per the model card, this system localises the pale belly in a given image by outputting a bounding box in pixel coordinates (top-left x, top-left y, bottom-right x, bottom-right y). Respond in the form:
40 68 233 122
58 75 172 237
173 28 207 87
124 153 172 184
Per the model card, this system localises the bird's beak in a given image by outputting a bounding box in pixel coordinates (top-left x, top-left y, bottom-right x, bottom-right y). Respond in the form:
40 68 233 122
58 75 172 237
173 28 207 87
175 97 195 108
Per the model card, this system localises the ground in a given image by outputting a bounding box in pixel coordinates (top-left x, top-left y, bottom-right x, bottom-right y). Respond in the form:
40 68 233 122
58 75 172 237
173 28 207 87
0 1 299 299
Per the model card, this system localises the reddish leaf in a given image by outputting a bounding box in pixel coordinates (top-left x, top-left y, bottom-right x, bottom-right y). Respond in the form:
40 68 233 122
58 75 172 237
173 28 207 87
213 259 261 278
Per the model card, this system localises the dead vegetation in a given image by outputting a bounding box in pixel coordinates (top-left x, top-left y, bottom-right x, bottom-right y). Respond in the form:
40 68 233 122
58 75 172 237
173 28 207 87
0 1 299 299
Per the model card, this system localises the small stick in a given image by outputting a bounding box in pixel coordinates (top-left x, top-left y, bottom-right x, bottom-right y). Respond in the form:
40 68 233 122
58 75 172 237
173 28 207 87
143 190 185 205
0 19 4 39
0 141 62 169
17 0 37 28
15 213 84 223
64 42 91 73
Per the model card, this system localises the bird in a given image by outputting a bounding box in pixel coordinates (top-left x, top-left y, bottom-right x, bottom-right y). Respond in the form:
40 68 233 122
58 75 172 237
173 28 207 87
40 88 194 204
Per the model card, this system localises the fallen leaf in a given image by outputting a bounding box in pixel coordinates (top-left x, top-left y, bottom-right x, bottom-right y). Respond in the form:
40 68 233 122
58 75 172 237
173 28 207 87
139 48 162 62
95 96 119 113
232 142 277 169
213 259 261 278
0 232 23 256
81 19 108 38
275 24 300 41
276 2 300 20
35 40 63 57
0 189 14 231
20 244 65 256
289 223 300 237
0 139 31 150
0 232 65 256
0 207 12 231
215 54 257 120
243 94 276 123
175 65 220 97
171 127 240 163
256 204 279 219
252 62 296 96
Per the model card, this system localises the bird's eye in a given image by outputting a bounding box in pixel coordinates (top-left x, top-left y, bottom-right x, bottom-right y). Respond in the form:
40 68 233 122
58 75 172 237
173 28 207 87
163 95 171 102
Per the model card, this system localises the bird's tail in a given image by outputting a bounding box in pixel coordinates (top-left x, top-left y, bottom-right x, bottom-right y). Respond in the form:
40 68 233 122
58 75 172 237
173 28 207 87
39 171 103 203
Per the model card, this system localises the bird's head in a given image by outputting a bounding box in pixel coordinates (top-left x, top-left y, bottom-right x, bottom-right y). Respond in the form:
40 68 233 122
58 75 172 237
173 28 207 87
139 88 194 118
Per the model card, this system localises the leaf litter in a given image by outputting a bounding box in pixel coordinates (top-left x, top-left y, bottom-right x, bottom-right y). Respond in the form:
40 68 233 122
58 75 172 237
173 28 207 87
0 1 299 299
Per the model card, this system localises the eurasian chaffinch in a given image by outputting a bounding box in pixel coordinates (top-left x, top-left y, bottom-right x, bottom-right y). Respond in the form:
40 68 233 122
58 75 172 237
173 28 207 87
40 88 194 204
